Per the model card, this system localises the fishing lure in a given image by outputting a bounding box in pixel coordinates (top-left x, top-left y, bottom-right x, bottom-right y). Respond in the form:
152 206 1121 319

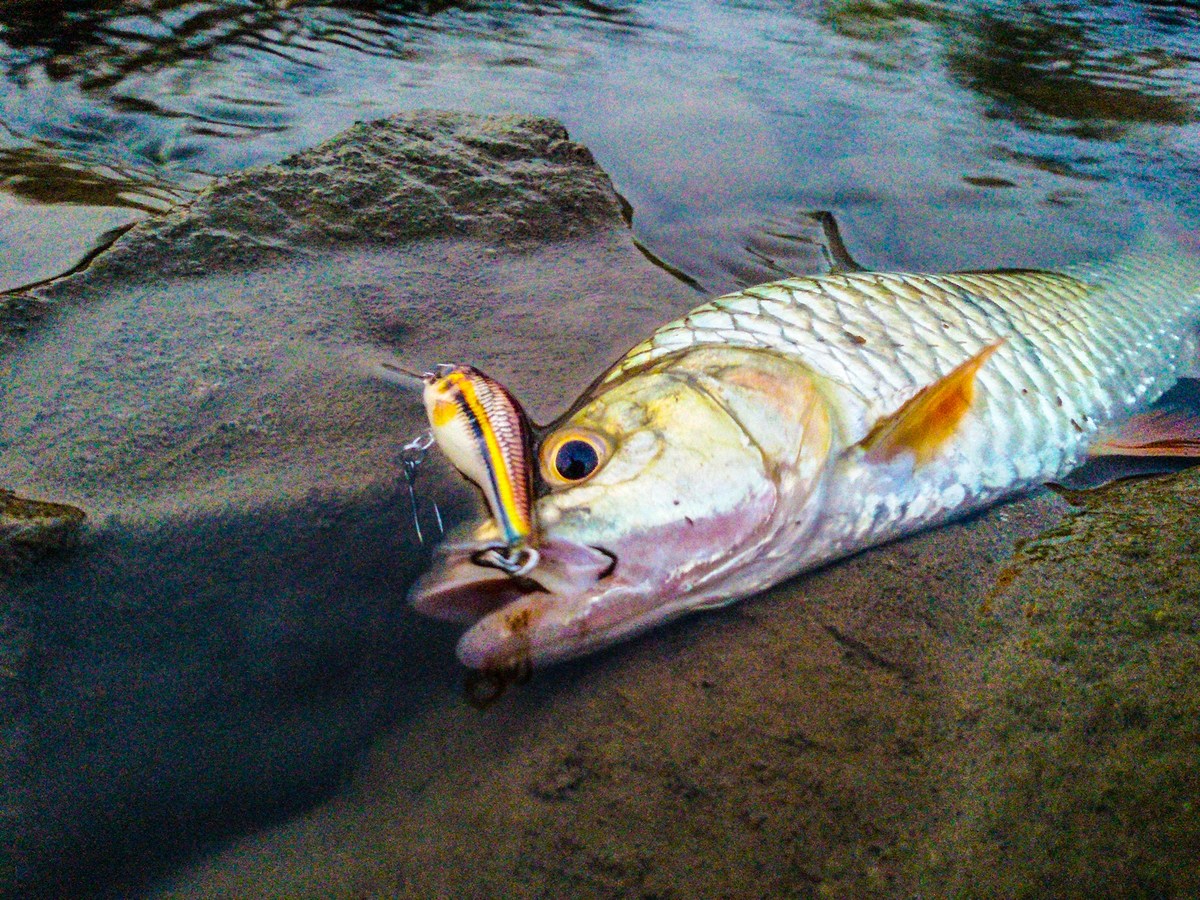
421 364 539 575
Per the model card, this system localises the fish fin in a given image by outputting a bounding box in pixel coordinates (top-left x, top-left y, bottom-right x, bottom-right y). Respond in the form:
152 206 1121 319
1055 379 1200 489
1052 456 1198 492
860 341 1003 466
1090 410 1200 458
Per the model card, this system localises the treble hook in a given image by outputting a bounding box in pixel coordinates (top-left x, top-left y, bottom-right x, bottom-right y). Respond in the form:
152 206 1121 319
400 429 443 544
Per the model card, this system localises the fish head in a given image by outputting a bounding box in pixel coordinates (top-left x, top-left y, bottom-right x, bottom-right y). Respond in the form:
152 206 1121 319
411 347 833 669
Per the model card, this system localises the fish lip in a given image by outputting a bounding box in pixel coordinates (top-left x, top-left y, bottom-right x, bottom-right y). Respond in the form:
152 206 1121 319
408 537 617 624
455 608 592 670
409 563 541 623
454 596 584 671
454 577 664 671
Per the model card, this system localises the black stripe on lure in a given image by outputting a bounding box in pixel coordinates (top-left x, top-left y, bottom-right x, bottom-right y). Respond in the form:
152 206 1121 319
422 364 540 576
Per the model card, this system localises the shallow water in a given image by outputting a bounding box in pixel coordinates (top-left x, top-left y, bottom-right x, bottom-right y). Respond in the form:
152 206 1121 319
2 0 1199 292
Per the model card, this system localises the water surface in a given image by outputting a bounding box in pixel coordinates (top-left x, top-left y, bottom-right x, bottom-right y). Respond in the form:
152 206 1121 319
2 0 1199 292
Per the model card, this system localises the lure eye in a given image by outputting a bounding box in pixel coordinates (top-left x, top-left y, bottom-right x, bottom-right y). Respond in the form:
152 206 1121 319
541 429 610 486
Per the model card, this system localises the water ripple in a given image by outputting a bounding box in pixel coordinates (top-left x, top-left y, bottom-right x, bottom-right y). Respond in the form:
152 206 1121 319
0 0 1198 290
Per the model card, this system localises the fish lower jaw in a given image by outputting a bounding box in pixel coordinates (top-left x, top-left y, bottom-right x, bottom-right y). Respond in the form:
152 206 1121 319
454 579 749 670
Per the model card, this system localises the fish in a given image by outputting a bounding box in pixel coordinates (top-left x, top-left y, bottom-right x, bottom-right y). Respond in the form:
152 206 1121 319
410 223 1200 673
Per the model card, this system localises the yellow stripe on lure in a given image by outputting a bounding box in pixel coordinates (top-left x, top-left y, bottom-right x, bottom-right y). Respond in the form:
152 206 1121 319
422 364 538 574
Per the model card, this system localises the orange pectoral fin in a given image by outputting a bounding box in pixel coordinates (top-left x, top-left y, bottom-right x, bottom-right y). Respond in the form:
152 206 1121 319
1090 408 1200 458
861 341 1003 466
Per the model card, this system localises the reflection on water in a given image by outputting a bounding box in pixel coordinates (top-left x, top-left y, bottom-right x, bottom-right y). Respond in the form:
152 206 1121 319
1 0 1198 292
0 0 646 170
948 5 1197 137
0 144 181 211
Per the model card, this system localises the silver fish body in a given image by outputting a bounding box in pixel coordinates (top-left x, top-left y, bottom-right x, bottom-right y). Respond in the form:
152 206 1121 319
617 239 1200 554
412 231 1200 670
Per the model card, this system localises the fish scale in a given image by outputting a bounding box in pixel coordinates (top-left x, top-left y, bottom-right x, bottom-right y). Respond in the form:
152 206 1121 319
612 237 1200 545
414 230 1200 670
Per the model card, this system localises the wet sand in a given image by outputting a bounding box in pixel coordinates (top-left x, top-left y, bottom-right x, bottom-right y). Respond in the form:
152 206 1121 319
147 491 1071 899
147 471 1200 900
2 111 1197 898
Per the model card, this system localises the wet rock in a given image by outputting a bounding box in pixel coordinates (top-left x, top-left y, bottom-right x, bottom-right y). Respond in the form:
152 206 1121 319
0 111 695 899
42 112 617 290
915 468 1200 898
0 489 85 573
0 111 624 350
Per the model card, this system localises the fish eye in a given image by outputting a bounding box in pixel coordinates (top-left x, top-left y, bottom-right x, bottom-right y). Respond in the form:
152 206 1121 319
556 440 598 480
541 429 610 486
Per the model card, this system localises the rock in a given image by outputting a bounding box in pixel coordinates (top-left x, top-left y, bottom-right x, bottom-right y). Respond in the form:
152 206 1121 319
23 112 619 292
0 110 696 898
0 489 85 573
915 470 1200 898
0 111 623 350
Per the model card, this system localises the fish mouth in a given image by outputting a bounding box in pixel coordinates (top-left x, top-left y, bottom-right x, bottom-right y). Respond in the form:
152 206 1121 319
410 566 545 624
409 536 618 628
452 581 646 671
414 532 712 671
